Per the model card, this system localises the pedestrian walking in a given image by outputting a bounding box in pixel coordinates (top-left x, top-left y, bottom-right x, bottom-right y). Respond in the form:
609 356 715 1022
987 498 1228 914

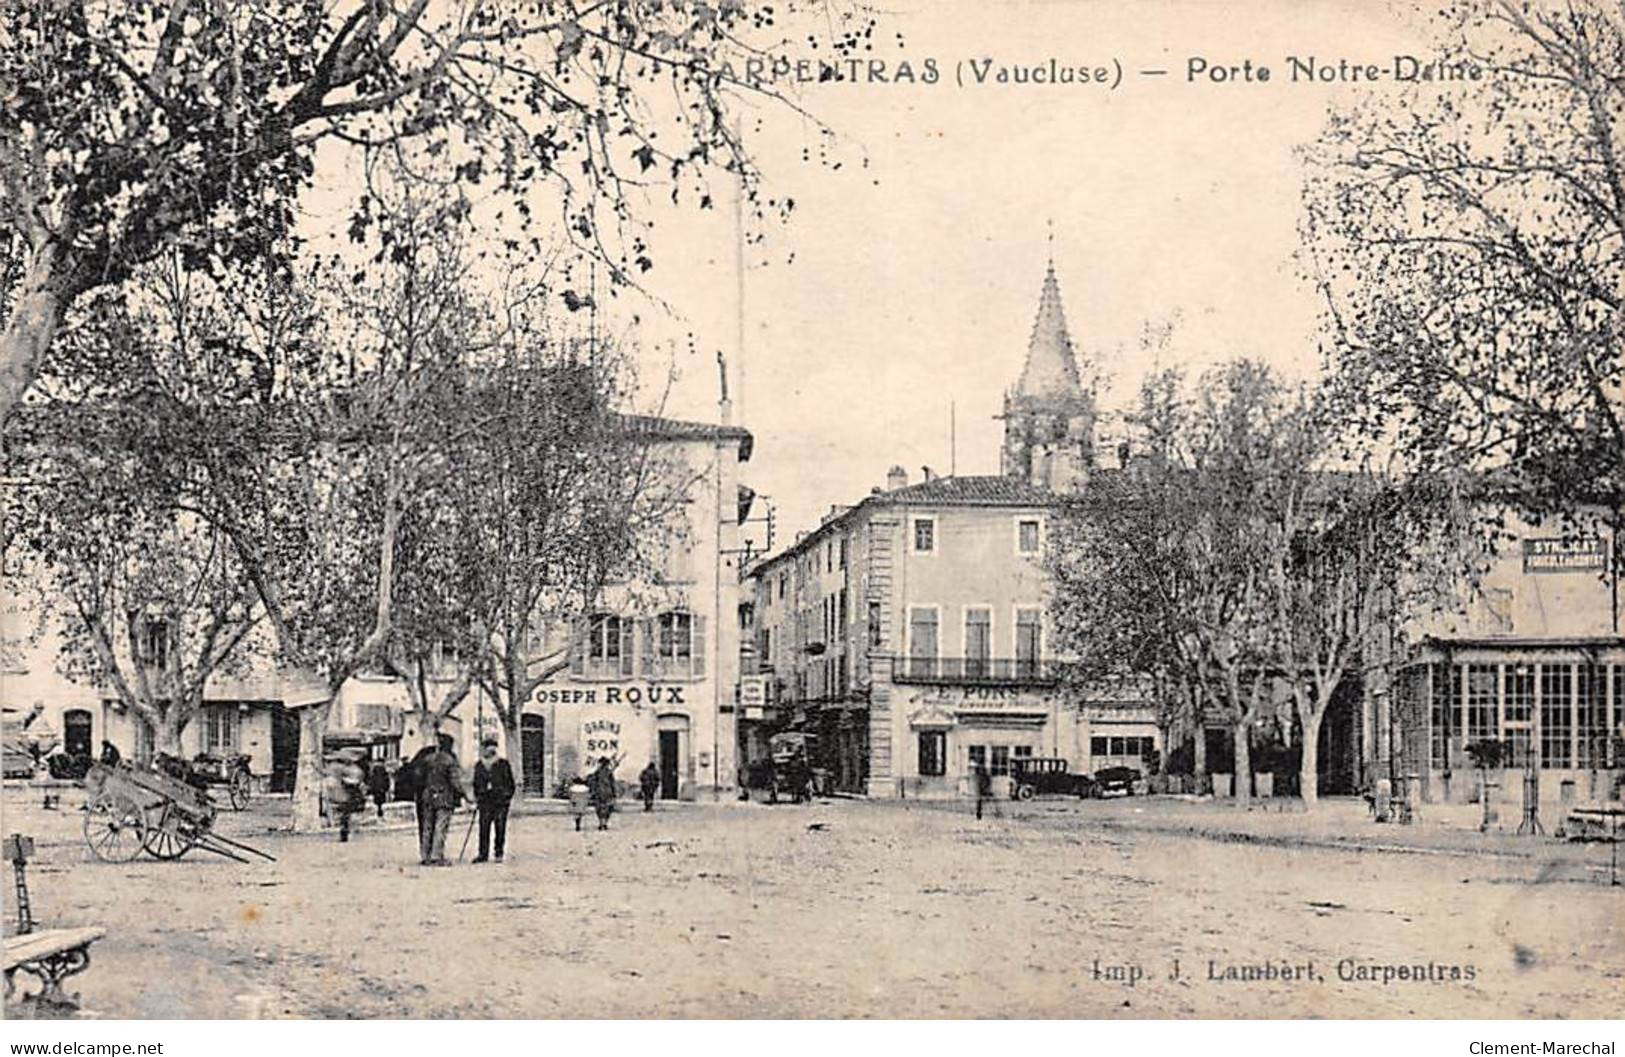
324 751 366 842
418 740 466 865
366 759 391 819
974 763 999 821
588 756 617 831
472 738 515 863
639 760 660 812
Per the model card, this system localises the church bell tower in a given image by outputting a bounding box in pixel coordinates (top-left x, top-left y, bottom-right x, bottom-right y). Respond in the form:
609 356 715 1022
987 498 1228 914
1000 254 1096 492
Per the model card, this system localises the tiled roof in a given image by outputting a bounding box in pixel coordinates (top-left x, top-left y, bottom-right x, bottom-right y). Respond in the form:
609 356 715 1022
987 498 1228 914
882 474 1057 507
615 414 753 461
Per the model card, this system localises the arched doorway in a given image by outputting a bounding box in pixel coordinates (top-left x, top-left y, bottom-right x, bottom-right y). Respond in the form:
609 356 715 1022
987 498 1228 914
63 709 92 758
521 714 546 796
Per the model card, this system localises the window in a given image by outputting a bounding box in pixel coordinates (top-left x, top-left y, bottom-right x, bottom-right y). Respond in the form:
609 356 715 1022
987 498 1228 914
1092 735 1151 759
990 745 1011 777
137 617 170 670
778 575 786 601
912 517 936 554
868 601 882 649
1505 664 1534 725
356 704 395 731
657 612 693 661
1013 745 1034 762
1578 664 1609 768
1017 518 1041 555
203 705 239 754
579 614 633 678
646 612 705 679
918 731 946 776
967 745 987 772
1466 663 1497 743
1429 664 1460 768
839 538 848 569
908 608 939 678
1540 664 1573 768
1015 608 1042 677
965 608 991 676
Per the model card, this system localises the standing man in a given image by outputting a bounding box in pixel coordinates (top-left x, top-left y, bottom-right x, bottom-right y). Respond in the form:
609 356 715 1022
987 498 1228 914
588 756 618 831
400 742 435 854
974 762 994 821
472 737 515 863
638 759 661 812
418 738 466 866
366 758 392 819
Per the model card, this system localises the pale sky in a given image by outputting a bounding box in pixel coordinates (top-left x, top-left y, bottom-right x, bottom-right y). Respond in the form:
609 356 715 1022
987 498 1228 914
298 0 1444 551
617 0 1442 549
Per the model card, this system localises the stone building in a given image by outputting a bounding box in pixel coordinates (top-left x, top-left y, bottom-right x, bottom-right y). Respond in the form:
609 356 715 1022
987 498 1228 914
742 260 1159 798
1387 511 1622 805
1 404 752 804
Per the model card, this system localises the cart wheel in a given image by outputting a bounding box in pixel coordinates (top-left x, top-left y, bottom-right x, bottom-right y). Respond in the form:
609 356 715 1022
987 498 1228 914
1017 784 1036 801
228 768 252 811
141 805 198 860
83 792 146 862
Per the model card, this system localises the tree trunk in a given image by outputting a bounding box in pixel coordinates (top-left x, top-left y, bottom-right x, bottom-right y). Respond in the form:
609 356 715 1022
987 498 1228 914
156 708 186 756
1300 707 1325 809
1233 721 1252 808
291 701 331 832
503 712 524 792
0 248 67 426
1190 682 1207 783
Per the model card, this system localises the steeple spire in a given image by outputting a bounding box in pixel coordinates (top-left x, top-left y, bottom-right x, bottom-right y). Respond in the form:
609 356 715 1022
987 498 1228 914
1015 253 1084 400
1000 240 1097 493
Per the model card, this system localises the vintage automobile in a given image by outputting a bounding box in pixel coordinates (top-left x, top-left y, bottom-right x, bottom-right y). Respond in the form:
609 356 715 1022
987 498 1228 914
1010 757 1096 800
767 732 817 804
1093 765 1142 797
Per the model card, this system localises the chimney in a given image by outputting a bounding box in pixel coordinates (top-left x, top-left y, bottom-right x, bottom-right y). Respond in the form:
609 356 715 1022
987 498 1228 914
886 465 908 490
921 465 936 483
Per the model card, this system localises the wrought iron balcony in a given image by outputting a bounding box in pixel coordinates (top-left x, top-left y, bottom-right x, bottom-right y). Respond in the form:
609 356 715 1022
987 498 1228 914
891 656 1063 686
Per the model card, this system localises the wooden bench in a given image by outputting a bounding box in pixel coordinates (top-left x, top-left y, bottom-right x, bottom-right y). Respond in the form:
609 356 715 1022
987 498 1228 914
4 926 106 1011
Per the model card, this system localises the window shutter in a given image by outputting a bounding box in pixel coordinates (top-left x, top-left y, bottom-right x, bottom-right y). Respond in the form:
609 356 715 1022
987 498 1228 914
640 618 655 677
570 620 585 677
692 614 707 679
622 619 636 677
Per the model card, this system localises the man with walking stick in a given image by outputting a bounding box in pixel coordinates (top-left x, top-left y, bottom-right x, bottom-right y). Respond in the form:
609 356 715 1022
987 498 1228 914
470 737 515 862
418 737 466 866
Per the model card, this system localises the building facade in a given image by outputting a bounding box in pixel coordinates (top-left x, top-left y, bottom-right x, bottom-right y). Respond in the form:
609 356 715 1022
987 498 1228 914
2 409 752 801
512 413 752 800
1388 513 1622 804
742 260 1158 798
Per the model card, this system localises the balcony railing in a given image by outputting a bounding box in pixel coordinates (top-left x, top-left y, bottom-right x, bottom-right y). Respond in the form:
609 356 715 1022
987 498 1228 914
892 656 1064 686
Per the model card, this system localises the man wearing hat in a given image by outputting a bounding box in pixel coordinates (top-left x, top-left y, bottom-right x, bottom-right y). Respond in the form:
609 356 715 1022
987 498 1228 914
471 736 516 863
417 737 466 865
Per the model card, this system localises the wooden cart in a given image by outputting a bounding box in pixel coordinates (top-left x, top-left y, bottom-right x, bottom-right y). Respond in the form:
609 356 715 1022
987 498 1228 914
80 762 275 864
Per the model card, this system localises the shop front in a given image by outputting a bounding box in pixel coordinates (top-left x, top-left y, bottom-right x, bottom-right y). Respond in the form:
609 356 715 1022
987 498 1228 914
528 680 719 800
1391 641 1624 804
899 685 1059 798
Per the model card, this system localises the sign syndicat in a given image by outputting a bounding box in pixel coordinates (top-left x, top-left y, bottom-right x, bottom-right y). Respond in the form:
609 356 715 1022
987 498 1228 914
1523 537 1607 574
